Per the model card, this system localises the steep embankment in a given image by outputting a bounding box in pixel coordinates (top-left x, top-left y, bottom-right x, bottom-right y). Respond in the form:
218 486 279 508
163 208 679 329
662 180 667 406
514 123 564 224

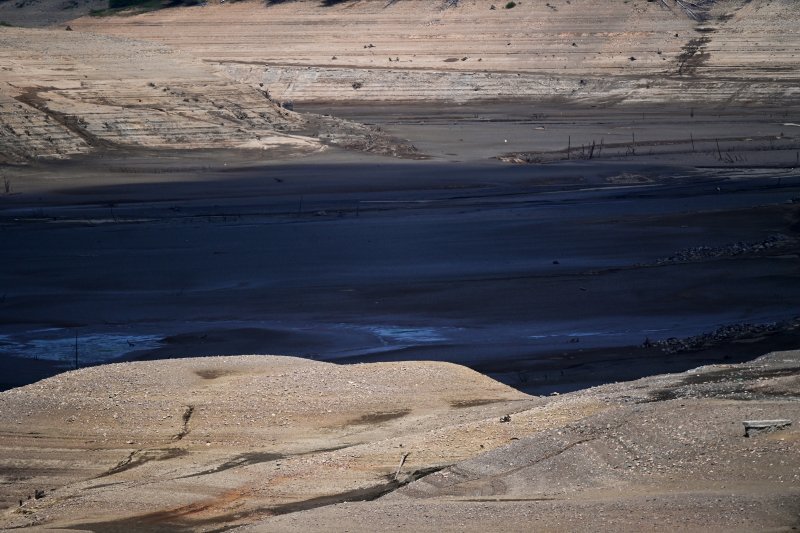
0 28 311 162
71 0 800 104
4 1 797 162
0 27 413 163
1 351 798 531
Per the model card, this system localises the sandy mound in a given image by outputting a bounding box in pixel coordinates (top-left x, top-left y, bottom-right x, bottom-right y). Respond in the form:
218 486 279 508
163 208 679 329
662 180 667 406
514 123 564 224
243 350 800 532
1 351 798 531
0 355 535 530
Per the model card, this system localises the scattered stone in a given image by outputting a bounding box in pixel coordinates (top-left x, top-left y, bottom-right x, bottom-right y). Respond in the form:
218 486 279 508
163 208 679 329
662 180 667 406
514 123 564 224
653 317 800 355
648 234 793 266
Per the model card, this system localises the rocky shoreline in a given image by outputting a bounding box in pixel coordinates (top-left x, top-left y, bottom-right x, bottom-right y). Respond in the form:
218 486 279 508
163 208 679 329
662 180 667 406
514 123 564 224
648 233 795 267
651 317 800 355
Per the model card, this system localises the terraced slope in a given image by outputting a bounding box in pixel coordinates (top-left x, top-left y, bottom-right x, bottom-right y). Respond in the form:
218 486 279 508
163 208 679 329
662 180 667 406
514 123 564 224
0 28 311 162
71 0 800 104
0 27 411 163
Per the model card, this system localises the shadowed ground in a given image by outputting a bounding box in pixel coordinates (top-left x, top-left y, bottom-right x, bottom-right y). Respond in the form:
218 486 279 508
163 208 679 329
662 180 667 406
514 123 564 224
1 106 799 393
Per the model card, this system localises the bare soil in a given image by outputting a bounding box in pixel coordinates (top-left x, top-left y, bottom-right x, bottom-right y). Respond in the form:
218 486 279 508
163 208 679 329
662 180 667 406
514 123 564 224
1 1 799 530
1 350 798 531
70 0 800 105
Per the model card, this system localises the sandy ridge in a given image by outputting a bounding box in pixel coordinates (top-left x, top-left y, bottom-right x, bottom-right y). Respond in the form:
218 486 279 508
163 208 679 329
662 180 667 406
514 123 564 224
1 350 798 531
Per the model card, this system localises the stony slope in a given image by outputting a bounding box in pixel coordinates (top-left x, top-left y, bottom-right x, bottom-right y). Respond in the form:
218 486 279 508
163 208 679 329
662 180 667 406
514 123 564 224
243 350 800 532
0 27 413 163
4 1 797 162
1 351 797 531
0 27 312 162
0 355 537 530
70 0 800 104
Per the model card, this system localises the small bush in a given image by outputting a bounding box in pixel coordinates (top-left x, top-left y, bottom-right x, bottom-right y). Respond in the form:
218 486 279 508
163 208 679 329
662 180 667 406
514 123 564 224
505 1 516 7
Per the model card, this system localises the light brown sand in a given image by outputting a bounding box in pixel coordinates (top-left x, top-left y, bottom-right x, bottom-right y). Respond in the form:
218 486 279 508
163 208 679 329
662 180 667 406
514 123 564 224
2 350 798 531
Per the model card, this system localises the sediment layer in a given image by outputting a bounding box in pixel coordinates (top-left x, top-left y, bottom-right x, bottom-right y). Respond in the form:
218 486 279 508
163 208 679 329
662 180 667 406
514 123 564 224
71 0 800 104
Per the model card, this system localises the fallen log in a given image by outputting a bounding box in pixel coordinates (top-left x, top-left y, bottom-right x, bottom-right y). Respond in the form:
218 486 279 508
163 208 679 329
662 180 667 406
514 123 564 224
743 419 792 438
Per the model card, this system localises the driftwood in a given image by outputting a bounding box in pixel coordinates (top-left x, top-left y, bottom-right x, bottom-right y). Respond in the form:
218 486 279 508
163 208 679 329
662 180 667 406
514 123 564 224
743 419 791 438
658 0 715 21
394 452 410 480
385 0 458 7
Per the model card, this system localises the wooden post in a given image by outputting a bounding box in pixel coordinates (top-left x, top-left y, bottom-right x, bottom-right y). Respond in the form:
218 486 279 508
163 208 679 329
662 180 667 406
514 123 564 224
74 332 78 369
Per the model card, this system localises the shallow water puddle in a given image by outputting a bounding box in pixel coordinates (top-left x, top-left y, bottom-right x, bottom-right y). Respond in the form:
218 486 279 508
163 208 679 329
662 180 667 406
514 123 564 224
0 329 162 366
362 325 450 344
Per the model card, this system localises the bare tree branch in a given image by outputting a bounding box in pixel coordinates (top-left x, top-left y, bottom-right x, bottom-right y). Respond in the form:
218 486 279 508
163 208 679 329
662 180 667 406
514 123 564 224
659 0 715 21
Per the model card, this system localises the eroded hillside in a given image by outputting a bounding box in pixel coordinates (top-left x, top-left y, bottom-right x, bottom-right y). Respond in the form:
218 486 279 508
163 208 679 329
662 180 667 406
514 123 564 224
0 27 413 163
3 1 797 162
70 0 800 104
